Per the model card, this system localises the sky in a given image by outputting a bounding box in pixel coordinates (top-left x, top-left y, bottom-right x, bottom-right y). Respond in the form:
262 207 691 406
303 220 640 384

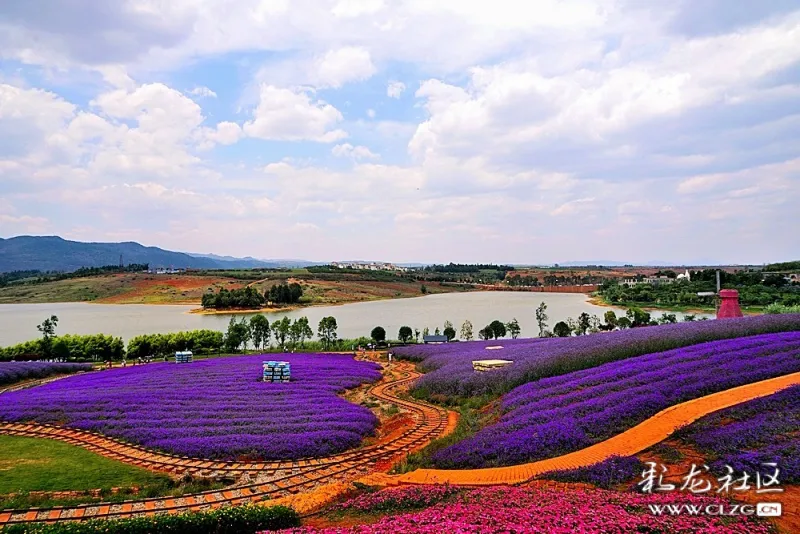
0 0 799 265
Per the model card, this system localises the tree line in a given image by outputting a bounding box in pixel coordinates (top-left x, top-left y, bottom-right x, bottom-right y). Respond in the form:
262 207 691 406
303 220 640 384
0 264 149 288
201 283 303 309
599 270 800 308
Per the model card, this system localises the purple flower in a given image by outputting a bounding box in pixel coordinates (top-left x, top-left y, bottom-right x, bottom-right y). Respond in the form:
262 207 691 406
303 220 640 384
0 354 382 460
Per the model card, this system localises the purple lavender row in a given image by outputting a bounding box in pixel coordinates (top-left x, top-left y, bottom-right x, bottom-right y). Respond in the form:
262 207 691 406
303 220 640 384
0 354 382 460
395 314 800 398
0 361 93 386
431 332 800 468
675 384 799 483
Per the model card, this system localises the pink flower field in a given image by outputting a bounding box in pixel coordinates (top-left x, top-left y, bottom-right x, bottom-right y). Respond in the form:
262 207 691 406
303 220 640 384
279 485 773 534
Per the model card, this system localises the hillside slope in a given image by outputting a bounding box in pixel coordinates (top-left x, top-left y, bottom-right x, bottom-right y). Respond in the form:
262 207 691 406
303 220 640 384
0 236 264 272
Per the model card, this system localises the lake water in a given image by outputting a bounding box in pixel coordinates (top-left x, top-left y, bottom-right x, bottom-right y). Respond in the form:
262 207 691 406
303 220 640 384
0 292 711 346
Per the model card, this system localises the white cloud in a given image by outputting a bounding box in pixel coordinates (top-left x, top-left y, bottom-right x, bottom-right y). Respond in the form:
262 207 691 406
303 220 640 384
1 3 800 263
189 86 217 98
315 47 376 88
332 143 380 160
387 80 406 98
243 85 347 142
332 0 385 19
256 46 376 89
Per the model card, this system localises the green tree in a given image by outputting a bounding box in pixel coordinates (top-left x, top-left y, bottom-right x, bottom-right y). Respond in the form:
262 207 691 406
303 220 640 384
488 320 507 339
603 310 618 330
414 328 421 343
657 312 678 324
506 318 521 339
422 327 430 338
535 302 548 337
478 326 491 340
272 316 292 349
420 284 427 294
249 315 271 351
617 316 632 329
37 315 59 358
683 314 697 322
576 312 591 335
317 316 338 350
398 326 413 343
434 327 441 335
460 320 474 341
295 317 313 347
553 321 571 337
224 317 250 353
626 307 651 327
371 326 386 343
443 326 456 341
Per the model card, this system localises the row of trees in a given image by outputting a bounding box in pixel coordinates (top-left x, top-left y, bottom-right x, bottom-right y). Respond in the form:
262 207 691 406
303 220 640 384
1 316 125 361
224 315 339 352
201 283 304 309
599 271 800 308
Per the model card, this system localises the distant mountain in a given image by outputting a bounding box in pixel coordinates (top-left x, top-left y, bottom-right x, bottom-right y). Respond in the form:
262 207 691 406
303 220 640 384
0 236 281 273
554 261 632 267
188 252 321 269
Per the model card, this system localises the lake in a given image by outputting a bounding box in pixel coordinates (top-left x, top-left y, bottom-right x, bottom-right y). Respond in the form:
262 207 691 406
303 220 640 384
0 292 711 346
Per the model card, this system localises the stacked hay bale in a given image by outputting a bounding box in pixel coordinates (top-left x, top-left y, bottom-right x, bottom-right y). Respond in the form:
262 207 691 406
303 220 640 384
263 361 291 382
175 351 193 364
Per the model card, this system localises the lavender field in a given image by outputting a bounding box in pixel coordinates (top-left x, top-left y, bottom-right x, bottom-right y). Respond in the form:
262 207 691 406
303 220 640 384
0 361 92 386
0 354 382 460
430 332 800 468
396 314 800 398
676 384 800 483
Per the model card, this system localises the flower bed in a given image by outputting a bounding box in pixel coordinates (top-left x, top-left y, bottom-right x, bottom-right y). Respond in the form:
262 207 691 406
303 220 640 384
542 456 646 489
338 485 461 513
676 384 800 483
431 332 800 468
0 362 93 386
394 314 800 398
279 486 771 533
0 354 381 460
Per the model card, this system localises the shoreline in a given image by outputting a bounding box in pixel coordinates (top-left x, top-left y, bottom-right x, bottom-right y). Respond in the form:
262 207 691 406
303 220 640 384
586 294 715 315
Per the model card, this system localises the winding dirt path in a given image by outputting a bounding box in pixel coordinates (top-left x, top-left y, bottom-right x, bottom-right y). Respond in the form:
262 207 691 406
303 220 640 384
0 359 457 526
387 371 800 486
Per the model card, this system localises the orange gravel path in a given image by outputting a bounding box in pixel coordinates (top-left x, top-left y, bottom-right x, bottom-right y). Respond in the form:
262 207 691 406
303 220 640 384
393 371 800 486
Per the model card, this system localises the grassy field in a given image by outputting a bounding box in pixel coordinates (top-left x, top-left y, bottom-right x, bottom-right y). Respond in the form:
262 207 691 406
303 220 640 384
0 271 469 306
0 435 169 494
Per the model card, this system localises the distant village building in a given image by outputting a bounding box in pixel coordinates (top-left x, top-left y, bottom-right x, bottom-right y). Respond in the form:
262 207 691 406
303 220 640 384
642 275 675 285
621 270 689 287
330 261 409 272
423 335 448 344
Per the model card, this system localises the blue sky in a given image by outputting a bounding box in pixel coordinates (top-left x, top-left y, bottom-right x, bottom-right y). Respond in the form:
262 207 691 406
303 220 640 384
0 0 799 265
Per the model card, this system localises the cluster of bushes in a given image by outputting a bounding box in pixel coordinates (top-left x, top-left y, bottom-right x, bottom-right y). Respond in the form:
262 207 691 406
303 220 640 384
765 303 800 314
0 334 124 362
126 330 224 358
3 504 299 534
201 283 304 309
201 286 265 309
265 283 303 305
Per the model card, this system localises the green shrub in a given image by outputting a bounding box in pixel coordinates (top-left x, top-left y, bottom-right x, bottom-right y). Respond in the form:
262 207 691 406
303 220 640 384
3 504 299 534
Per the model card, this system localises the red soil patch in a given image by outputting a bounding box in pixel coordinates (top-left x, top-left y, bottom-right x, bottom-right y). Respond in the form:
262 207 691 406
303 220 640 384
97 275 243 304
